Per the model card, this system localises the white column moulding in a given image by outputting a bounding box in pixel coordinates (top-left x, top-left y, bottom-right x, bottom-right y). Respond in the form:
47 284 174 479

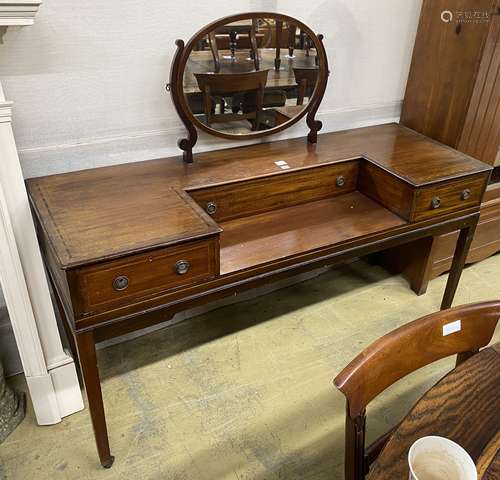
0 0 41 42
0 2 84 424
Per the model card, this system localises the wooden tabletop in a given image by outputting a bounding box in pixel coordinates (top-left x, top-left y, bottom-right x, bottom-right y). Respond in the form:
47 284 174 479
368 343 500 479
26 124 491 268
184 49 317 93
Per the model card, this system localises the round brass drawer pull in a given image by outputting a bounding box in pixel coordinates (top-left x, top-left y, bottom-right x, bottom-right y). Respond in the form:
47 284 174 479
431 196 441 209
112 275 129 291
175 260 190 275
336 175 345 187
206 202 217 215
461 189 471 200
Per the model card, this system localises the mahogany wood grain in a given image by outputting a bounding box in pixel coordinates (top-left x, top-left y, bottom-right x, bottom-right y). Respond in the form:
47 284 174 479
219 192 406 274
73 238 219 318
431 183 500 277
412 173 487 221
395 0 500 290
27 124 491 269
75 330 114 468
29 182 220 268
357 160 415 220
400 0 496 148
27 123 492 468
335 301 500 419
335 301 500 480
367 344 500 479
187 160 359 222
385 182 500 294
169 12 329 161
458 10 500 166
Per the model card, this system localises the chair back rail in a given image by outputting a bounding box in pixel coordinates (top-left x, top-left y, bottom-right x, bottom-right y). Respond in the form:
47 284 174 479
335 300 500 419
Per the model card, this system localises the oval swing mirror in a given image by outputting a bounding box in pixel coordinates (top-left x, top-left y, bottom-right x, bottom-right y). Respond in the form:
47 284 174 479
168 12 329 162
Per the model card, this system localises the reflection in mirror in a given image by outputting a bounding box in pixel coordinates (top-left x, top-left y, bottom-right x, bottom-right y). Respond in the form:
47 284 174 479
183 18 320 135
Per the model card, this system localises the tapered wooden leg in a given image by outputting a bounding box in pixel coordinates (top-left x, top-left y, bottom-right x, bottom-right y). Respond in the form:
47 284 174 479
75 330 114 468
275 20 282 70
441 218 478 310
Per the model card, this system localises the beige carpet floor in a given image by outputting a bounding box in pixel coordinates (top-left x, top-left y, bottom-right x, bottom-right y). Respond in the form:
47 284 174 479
1 254 499 480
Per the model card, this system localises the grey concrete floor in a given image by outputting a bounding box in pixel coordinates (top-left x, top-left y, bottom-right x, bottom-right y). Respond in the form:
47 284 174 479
1 254 499 480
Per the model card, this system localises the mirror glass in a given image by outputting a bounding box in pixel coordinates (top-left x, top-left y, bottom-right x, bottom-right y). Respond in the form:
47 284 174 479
182 16 321 136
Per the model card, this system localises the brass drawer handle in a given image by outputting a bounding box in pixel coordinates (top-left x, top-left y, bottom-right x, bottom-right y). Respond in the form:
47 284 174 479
206 202 217 215
336 175 345 187
175 260 190 275
112 275 129 291
461 189 471 200
431 196 441 209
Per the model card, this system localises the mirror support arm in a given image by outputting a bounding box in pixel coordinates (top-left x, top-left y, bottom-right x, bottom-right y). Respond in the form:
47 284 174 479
307 34 328 144
169 39 197 163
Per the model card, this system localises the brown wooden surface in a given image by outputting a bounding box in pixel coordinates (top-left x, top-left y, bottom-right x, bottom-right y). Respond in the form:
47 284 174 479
74 238 219 315
367 343 500 479
358 160 416 221
169 12 329 161
187 160 359 223
400 0 496 148
219 192 405 274
458 10 500 166
383 170 500 295
428 183 500 279
412 173 487 221
75 330 114 468
394 0 500 290
335 301 500 419
184 49 316 93
29 123 492 468
27 124 490 269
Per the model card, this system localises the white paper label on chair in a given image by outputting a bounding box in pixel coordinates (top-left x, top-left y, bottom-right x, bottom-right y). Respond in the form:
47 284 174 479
274 160 288 166
443 320 461 336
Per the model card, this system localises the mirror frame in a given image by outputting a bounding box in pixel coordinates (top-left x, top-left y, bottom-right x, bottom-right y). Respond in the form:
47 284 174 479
168 12 329 163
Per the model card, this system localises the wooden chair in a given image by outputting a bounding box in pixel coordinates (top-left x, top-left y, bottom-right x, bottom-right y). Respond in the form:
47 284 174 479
293 67 319 105
207 19 260 71
334 300 500 480
194 70 268 130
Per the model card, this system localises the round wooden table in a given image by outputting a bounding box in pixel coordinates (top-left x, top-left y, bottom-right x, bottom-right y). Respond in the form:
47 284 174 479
368 343 500 479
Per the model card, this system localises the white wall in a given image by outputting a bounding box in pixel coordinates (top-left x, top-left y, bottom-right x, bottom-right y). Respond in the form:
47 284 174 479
0 0 422 374
0 0 422 178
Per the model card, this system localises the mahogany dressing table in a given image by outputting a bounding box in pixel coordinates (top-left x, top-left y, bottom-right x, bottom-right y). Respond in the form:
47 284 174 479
26 13 492 469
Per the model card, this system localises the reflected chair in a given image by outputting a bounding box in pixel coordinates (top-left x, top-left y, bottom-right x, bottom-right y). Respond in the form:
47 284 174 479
207 19 260 71
334 300 500 480
194 70 269 130
293 67 319 105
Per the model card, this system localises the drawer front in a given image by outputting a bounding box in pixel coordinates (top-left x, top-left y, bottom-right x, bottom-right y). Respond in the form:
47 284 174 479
74 238 219 314
412 175 486 221
187 160 360 222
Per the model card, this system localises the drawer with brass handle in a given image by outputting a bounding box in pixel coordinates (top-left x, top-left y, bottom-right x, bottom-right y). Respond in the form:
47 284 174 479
72 238 219 315
412 174 487 222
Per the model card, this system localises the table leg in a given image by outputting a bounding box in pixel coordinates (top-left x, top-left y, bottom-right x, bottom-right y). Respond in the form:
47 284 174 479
287 23 296 57
75 330 114 468
275 20 282 70
440 217 478 310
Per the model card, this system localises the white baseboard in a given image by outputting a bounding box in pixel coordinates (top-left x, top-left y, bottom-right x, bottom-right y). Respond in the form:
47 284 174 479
49 357 84 419
25 373 61 425
19 101 402 178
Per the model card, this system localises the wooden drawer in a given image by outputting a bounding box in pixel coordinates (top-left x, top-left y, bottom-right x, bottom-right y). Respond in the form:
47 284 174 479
412 174 486 221
72 238 219 315
187 160 360 222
